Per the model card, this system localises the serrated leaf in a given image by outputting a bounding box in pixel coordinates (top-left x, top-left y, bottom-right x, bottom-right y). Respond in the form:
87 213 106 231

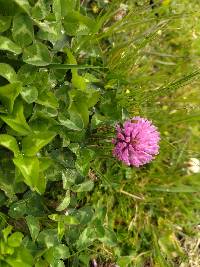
23 42 51 66
26 215 40 241
0 16 12 32
56 191 70 211
0 134 20 157
72 180 94 192
22 131 56 156
12 13 34 47
0 36 22 54
0 63 17 83
0 82 22 113
0 101 31 135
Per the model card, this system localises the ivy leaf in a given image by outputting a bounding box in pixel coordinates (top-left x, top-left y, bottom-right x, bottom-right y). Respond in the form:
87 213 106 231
63 11 96 36
2 225 13 241
13 156 39 190
7 232 24 247
26 215 40 241
59 0 77 17
0 63 17 83
36 91 58 108
17 65 37 85
23 42 51 66
56 190 70 211
0 36 22 54
22 131 56 156
44 244 70 264
31 0 50 20
21 86 38 104
0 134 20 157
58 112 84 131
72 180 94 192
13 0 31 14
62 169 79 189
6 247 34 267
0 16 12 32
49 214 79 225
12 13 34 47
37 229 59 248
0 101 31 136
0 82 22 113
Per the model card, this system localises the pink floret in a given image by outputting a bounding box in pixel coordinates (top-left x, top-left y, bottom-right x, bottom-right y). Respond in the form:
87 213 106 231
112 117 160 167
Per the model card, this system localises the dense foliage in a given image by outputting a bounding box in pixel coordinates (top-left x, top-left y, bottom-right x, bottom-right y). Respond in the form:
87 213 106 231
0 0 200 266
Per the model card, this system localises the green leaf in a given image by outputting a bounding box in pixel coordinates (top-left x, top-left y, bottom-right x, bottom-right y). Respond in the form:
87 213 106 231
7 232 24 247
2 225 13 241
117 256 134 267
60 0 77 17
65 49 86 90
25 215 40 241
13 0 31 14
75 148 94 175
58 112 84 131
0 36 22 54
0 16 12 32
22 131 56 156
0 63 17 83
12 13 34 47
39 157 53 172
72 180 94 192
62 169 79 189
31 0 50 20
36 91 58 108
0 101 31 135
17 65 37 85
6 247 33 267
73 206 94 224
13 156 39 190
21 86 38 104
63 11 96 36
56 190 70 211
76 227 96 249
37 229 59 248
0 82 21 113
49 214 79 225
23 42 51 66
44 244 70 263
0 134 20 157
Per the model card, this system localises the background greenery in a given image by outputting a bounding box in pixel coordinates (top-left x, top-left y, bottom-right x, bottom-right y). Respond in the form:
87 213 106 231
0 0 200 266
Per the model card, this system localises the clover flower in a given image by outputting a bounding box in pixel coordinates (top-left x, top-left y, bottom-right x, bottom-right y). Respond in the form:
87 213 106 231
112 117 160 167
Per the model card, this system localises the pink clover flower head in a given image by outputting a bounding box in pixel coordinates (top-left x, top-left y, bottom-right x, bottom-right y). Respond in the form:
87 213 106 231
112 117 160 167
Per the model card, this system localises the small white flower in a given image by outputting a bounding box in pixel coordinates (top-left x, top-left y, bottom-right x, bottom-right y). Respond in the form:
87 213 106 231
187 158 200 174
